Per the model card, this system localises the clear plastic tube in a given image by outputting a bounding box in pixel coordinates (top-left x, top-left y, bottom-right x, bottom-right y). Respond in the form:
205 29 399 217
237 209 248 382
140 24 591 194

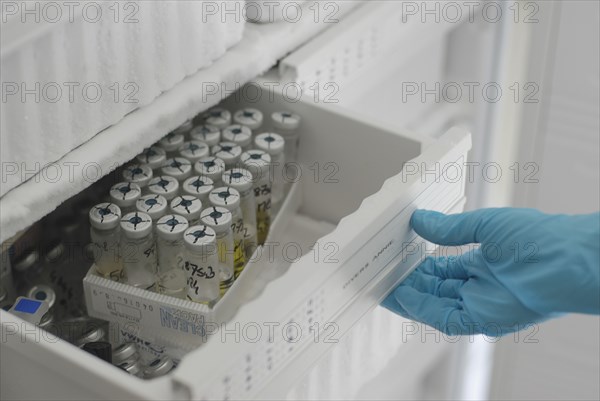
183 225 220 304
241 150 272 245
222 168 258 260
254 133 285 208
120 212 157 290
89 203 123 280
200 207 234 295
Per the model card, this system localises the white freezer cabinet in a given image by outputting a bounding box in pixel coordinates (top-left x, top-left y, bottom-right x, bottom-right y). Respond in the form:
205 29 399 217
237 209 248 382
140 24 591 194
0 79 472 400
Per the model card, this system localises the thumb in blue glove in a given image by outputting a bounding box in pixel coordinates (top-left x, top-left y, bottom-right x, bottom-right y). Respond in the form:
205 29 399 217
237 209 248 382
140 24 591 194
382 208 600 336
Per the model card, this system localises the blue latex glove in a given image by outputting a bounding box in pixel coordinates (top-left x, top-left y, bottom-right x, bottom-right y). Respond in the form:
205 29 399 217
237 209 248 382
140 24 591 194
382 208 600 336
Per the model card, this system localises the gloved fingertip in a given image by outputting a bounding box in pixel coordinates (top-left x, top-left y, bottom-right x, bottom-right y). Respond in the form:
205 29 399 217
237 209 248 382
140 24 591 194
410 209 444 237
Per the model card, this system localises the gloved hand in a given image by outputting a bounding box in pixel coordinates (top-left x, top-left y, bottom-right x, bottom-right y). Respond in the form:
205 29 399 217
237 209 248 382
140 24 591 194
382 208 600 336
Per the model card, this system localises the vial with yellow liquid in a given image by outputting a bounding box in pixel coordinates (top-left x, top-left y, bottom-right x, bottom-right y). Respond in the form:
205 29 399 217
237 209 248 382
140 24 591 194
183 225 220 304
222 168 258 260
241 150 272 245
200 206 234 295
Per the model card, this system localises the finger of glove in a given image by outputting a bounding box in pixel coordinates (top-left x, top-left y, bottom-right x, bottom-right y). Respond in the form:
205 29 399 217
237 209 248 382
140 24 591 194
411 209 506 246
406 269 465 299
381 291 414 320
416 256 470 280
394 285 475 336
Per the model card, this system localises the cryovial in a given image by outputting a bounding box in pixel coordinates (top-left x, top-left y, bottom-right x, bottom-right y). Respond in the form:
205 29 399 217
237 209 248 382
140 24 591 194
211 142 243 170
136 194 168 221
190 124 221 147
222 125 253 151
255 133 286 208
209 187 246 278
203 107 232 129
222 168 258 259
178 141 210 163
155 214 189 274
122 164 153 188
172 120 194 139
158 132 185 158
160 158 193 184
147 176 180 201
120 212 158 290
118 360 143 377
200 207 234 294
194 157 226 186
182 176 214 203
155 214 189 299
233 108 263 131
136 146 167 174
143 356 175 379
109 182 142 215
170 196 202 226
240 150 272 245
89 203 123 280
183 225 220 304
26 285 57 329
271 111 301 162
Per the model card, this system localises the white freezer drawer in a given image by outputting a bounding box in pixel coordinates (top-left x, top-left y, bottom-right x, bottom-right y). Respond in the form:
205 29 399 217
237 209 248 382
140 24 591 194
0 79 471 400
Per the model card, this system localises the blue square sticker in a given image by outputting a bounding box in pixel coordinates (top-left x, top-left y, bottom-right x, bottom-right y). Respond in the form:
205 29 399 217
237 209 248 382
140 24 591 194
14 298 42 314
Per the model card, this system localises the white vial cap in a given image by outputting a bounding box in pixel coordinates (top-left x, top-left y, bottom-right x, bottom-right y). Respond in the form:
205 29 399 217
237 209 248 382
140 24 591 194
194 157 226 182
209 187 241 211
272 111 301 130
89 203 122 230
158 132 185 152
190 125 220 146
211 142 242 166
136 146 166 170
200 206 232 233
172 120 194 136
160 158 193 181
184 225 217 249
240 150 272 177
120 212 153 239
136 194 168 220
122 164 153 187
156 214 190 240
179 141 209 162
204 107 232 129
222 168 253 192
110 182 142 209
147 176 180 200
170 196 202 222
183 176 214 198
234 108 263 130
222 125 252 147
255 133 285 155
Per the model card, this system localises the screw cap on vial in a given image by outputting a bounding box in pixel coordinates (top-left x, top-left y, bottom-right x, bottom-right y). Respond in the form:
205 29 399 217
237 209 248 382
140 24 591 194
194 157 225 181
136 194 168 220
203 107 232 129
184 225 217 249
272 111 301 130
190 124 220 146
234 108 263 130
26 285 56 309
122 164 153 187
109 182 142 208
179 141 209 162
112 343 139 365
170 196 202 222
211 142 242 165
209 187 241 211
222 168 253 192
89 203 122 230
147 176 179 200
222 125 252 147
160 158 193 181
136 146 167 170
158 132 185 152
200 206 232 233
182 175 214 198
144 357 174 378
240 150 272 176
156 214 190 240
77 326 107 347
255 133 285 155
120 212 153 239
